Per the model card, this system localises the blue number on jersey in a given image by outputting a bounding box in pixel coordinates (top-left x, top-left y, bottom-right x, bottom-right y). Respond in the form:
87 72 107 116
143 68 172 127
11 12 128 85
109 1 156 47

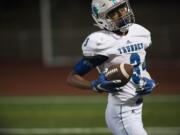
130 53 141 84
83 38 90 47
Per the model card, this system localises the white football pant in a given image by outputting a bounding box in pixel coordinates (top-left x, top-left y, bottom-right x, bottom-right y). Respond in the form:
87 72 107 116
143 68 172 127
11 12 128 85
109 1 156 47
105 102 148 135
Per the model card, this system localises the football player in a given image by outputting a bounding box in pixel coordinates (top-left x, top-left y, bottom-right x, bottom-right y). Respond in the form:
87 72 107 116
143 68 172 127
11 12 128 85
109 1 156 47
67 0 156 135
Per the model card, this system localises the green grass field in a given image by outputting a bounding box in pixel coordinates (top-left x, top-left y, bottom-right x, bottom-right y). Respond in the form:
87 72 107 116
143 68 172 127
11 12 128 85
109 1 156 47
0 95 180 135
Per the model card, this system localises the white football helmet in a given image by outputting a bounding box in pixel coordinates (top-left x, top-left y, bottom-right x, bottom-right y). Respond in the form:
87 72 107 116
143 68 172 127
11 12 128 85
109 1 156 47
91 0 135 32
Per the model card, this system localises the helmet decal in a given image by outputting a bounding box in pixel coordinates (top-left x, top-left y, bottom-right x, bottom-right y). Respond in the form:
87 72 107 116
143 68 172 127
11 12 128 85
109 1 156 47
92 6 99 18
91 0 135 32
111 0 116 4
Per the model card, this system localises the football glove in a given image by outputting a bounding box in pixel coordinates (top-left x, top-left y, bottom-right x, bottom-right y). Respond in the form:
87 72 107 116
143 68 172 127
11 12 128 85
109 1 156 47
136 77 156 96
91 73 122 93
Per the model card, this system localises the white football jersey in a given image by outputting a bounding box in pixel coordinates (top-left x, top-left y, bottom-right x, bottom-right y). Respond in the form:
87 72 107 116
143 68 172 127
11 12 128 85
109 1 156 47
82 24 152 104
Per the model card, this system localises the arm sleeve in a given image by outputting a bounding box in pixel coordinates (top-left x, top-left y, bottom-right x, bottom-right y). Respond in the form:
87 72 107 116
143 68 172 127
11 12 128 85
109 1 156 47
73 55 108 76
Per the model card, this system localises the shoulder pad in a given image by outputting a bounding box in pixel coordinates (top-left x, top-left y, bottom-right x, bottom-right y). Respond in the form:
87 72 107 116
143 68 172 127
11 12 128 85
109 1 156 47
129 24 152 48
129 24 151 37
82 31 114 56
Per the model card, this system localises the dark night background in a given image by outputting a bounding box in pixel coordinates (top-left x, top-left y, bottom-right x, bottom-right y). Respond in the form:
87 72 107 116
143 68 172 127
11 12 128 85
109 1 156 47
0 0 180 63
0 0 180 95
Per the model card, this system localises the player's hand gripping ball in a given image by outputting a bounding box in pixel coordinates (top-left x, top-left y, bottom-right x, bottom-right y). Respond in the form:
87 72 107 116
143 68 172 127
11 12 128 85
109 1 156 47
105 63 133 87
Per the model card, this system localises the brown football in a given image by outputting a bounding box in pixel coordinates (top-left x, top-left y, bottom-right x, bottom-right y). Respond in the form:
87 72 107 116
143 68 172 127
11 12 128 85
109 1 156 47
105 63 133 86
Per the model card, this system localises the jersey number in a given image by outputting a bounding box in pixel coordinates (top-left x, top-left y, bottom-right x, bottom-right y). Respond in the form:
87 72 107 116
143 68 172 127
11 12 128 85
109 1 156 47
130 53 141 84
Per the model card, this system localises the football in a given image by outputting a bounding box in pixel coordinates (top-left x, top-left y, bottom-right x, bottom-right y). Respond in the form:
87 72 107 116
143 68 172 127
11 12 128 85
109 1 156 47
105 63 133 86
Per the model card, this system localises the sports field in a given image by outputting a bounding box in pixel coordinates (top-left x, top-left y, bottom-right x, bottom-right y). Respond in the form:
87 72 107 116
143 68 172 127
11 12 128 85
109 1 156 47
0 95 180 135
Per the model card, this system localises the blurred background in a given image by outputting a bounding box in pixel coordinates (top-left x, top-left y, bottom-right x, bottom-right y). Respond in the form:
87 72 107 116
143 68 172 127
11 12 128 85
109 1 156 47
0 0 180 95
0 0 180 135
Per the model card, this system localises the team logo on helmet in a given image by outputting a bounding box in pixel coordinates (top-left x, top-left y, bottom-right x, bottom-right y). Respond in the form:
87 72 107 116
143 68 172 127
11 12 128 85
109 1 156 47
91 0 135 32
92 6 99 18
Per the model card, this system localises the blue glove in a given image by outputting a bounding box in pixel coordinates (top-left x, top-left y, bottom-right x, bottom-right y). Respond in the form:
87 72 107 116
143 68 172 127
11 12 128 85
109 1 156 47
91 73 122 93
136 77 156 96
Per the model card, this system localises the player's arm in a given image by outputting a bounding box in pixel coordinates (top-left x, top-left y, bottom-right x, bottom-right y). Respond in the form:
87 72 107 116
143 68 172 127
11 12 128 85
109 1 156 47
67 55 108 90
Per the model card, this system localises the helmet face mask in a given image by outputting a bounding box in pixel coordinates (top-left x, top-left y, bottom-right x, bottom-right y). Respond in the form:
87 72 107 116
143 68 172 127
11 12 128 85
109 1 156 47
91 0 135 32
